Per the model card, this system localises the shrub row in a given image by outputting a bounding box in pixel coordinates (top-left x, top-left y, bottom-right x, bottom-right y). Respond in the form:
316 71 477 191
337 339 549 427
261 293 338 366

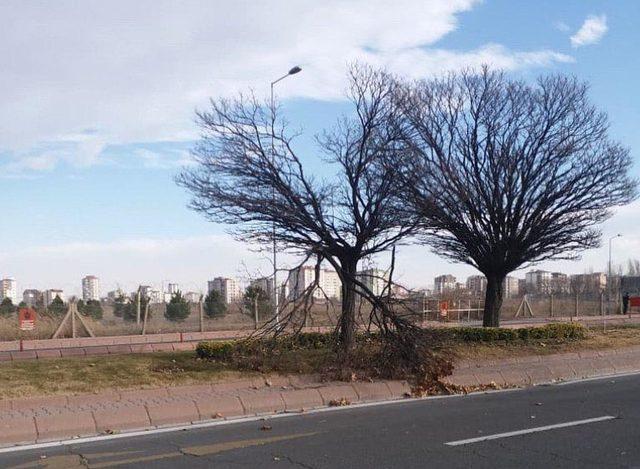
439 323 585 343
196 323 585 360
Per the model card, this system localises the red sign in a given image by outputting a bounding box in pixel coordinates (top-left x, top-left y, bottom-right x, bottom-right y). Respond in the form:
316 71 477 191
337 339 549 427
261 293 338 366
439 301 449 318
19 308 36 331
630 297 640 308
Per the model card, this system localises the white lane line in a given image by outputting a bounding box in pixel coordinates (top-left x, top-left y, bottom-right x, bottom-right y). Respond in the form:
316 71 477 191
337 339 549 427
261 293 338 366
445 415 617 446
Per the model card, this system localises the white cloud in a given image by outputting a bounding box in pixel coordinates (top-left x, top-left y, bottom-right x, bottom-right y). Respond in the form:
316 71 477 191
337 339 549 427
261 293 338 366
570 15 608 48
0 0 572 173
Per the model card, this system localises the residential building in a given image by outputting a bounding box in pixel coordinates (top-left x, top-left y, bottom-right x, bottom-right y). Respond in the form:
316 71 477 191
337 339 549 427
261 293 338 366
286 266 342 301
434 275 457 295
107 289 126 302
550 272 570 294
466 275 487 297
250 277 274 299
525 270 552 294
184 292 201 303
22 289 42 307
81 275 100 301
167 283 180 295
570 273 607 295
504 276 520 299
323 269 342 299
208 277 241 304
0 278 18 303
357 269 389 297
44 289 65 306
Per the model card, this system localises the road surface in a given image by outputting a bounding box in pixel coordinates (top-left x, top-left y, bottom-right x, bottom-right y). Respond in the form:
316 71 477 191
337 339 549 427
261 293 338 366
3 373 640 468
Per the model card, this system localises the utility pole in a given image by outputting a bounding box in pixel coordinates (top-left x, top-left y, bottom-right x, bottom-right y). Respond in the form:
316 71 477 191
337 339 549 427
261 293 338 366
608 234 622 314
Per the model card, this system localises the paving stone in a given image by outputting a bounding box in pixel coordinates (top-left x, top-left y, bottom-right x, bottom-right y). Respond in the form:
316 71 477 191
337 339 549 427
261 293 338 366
167 384 212 397
386 380 412 397
107 345 133 354
317 384 359 405
193 396 245 419
11 395 68 411
146 401 199 426
280 388 323 411
352 382 393 401
0 415 37 444
60 348 86 357
36 349 62 359
84 346 109 356
35 411 96 441
10 350 37 360
239 392 286 415
120 388 169 401
93 405 150 432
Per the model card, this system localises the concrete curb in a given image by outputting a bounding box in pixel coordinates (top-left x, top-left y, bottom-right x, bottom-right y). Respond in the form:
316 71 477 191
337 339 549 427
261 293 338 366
1 346 639 448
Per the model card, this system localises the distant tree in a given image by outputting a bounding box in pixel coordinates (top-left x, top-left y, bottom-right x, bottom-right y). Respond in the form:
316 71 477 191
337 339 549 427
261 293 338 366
0 298 16 317
48 295 68 317
243 286 271 321
203 290 226 318
124 295 149 322
165 291 191 322
77 299 86 313
82 300 104 320
398 68 638 327
18 301 27 308
113 294 128 318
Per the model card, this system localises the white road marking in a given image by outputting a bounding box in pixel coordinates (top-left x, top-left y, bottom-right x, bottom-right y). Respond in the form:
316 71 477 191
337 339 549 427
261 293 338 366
445 415 617 446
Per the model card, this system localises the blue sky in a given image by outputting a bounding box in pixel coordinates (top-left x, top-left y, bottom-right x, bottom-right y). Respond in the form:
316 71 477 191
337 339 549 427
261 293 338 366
1 0 638 296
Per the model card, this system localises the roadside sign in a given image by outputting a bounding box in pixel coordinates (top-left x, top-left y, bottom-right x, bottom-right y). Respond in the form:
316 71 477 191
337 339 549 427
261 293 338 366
439 301 449 319
19 308 36 331
630 297 640 308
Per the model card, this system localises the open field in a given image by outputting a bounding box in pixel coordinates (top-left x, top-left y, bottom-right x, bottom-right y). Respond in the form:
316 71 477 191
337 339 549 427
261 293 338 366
1 325 639 399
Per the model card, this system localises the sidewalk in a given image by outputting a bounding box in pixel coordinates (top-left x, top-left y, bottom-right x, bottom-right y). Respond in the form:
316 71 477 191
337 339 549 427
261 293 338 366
2 314 639 362
1 345 639 448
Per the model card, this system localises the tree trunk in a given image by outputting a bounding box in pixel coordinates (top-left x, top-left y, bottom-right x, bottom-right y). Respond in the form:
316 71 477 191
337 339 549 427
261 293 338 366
483 274 505 327
338 257 358 352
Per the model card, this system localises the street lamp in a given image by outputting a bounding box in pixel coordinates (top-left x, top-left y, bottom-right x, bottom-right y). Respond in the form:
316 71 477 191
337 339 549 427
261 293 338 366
270 66 302 326
608 233 622 313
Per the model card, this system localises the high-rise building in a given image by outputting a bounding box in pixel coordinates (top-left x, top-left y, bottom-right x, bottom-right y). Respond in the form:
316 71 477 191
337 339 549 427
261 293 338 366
208 277 241 304
504 276 520 298
286 266 342 301
167 283 180 295
356 269 389 297
466 275 487 297
525 270 552 293
0 278 18 303
44 289 65 306
81 275 100 301
22 289 42 307
434 275 457 295
250 277 274 299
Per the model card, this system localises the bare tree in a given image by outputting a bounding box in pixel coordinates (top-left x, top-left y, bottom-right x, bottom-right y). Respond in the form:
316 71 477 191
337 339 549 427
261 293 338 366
176 65 415 352
397 68 638 327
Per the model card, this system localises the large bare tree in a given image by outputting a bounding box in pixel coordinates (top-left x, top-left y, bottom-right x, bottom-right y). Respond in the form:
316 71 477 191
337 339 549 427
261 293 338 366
397 68 637 327
176 65 415 351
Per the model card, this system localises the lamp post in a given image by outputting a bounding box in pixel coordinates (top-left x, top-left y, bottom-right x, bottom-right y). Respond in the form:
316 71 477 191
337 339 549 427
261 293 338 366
608 233 622 314
270 66 302 326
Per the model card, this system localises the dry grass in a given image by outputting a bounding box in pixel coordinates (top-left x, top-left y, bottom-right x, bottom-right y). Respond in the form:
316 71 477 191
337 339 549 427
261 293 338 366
2 325 639 400
0 352 257 399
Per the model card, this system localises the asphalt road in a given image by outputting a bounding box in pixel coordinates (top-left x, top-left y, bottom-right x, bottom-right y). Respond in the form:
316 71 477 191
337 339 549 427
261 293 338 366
3 373 640 468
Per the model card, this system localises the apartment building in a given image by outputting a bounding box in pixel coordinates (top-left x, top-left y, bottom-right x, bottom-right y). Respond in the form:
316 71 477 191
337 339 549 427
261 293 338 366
81 275 100 301
0 278 18 303
356 268 389 296
208 277 241 304
434 275 457 295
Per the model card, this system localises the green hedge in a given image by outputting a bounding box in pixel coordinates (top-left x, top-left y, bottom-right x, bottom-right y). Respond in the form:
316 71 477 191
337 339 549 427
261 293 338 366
196 341 235 360
441 323 585 343
196 324 585 360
